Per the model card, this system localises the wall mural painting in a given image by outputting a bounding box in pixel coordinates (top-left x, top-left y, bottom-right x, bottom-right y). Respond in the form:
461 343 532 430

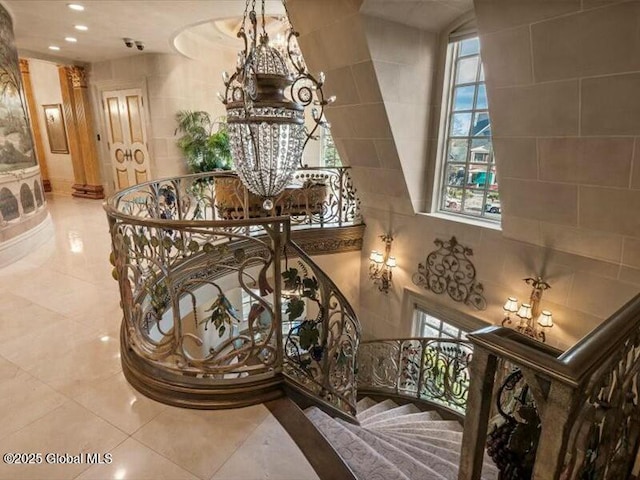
0 6 36 173
33 180 42 207
19 183 34 213
0 187 18 221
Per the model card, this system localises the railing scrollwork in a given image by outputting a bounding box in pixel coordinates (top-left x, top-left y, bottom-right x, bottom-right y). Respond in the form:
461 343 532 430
357 337 473 415
105 171 361 415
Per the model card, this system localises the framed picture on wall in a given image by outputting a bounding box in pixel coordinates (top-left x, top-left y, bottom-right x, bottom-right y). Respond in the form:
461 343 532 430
42 104 69 154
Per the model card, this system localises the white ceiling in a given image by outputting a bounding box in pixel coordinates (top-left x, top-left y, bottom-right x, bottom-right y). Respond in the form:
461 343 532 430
3 0 284 63
361 0 472 32
2 0 473 64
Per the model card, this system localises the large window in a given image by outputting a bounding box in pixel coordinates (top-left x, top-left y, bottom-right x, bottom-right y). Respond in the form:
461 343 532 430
413 307 467 340
320 128 342 167
438 36 499 221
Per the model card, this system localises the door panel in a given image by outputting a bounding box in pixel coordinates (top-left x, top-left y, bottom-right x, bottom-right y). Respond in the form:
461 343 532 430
102 89 151 190
135 169 147 184
116 168 129 188
126 95 143 143
107 97 124 143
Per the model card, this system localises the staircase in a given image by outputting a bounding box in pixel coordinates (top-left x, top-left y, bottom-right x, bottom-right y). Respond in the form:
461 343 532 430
305 397 499 480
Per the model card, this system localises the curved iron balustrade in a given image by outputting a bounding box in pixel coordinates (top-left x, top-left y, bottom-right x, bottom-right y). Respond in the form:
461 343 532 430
104 170 361 416
357 337 473 416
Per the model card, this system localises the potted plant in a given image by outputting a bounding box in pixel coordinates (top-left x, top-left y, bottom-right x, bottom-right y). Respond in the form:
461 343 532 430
175 110 233 173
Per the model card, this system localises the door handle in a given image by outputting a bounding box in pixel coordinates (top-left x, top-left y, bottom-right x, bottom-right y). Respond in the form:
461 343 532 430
123 149 132 161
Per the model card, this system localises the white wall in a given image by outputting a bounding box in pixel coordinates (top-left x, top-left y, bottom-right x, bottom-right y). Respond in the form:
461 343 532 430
28 58 74 195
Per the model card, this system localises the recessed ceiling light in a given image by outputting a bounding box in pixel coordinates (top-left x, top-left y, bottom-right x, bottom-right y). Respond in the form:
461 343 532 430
48 45 60 51
67 3 84 11
74 25 88 31
65 37 77 43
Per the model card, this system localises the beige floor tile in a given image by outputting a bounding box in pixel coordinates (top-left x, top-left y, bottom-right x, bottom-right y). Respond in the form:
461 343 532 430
0 402 127 480
0 302 71 351
76 437 198 480
211 415 319 480
0 317 101 372
26 334 123 398
68 301 123 337
75 372 167 435
133 405 270 480
0 355 18 381
0 369 66 440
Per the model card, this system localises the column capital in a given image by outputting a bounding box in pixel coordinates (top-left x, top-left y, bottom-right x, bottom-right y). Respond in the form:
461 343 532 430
19 58 29 74
67 66 87 88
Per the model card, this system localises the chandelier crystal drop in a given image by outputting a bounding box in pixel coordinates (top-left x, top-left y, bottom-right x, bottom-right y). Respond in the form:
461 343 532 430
220 0 334 210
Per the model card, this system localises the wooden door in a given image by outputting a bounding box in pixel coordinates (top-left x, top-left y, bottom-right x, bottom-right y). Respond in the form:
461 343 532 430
102 89 150 190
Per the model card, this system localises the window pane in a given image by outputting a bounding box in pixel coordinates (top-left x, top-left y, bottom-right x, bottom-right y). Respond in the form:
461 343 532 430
459 37 480 57
486 190 501 218
455 56 479 85
470 138 492 163
453 85 475 111
422 325 440 338
443 187 463 212
438 37 499 222
462 189 485 215
471 112 490 136
442 323 460 337
476 84 487 109
447 139 468 162
450 112 471 136
445 164 466 187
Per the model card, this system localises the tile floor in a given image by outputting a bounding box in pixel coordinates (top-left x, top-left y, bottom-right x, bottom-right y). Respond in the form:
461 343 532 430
0 195 319 480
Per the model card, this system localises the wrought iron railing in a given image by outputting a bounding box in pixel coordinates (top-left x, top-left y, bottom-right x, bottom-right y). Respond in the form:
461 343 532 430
458 293 640 480
357 337 473 415
105 171 361 416
281 242 361 416
115 167 361 229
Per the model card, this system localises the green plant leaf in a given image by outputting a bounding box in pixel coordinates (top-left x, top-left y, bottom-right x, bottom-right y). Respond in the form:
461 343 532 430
299 321 320 350
286 297 305 322
282 268 299 291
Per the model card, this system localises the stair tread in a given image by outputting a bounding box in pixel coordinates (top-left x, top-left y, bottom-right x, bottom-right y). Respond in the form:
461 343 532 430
337 418 449 480
383 431 498 476
373 420 464 433
360 403 421 426
305 407 411 480
357 399 400 422
365 410 443 428
362 428 462 480
369 427 463 442
356 397 378 415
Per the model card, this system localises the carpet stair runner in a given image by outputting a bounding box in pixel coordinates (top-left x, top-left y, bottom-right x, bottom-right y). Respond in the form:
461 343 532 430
305 397 499 480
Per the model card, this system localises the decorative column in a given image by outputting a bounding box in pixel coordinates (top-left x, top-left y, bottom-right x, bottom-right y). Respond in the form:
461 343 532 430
19 59 51 192
58 65 104 199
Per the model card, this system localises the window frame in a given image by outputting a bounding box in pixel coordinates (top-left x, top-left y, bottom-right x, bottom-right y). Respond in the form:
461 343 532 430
432 35 500 224
401 288 489 338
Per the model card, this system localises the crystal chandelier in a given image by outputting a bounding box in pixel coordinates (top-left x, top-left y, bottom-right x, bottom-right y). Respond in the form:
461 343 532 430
220 0 334 210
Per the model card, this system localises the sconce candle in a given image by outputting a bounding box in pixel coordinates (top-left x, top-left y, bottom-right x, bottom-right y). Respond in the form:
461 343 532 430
369 234 395 294
538 310 553 328
516 303 532 320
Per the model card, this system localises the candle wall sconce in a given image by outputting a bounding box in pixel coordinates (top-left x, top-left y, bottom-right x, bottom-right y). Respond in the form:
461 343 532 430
369 234 395 294
502 276 553 342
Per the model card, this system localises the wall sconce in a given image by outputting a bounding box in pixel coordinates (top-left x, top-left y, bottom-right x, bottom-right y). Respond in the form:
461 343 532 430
502 276 553 342
369 234 395 294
